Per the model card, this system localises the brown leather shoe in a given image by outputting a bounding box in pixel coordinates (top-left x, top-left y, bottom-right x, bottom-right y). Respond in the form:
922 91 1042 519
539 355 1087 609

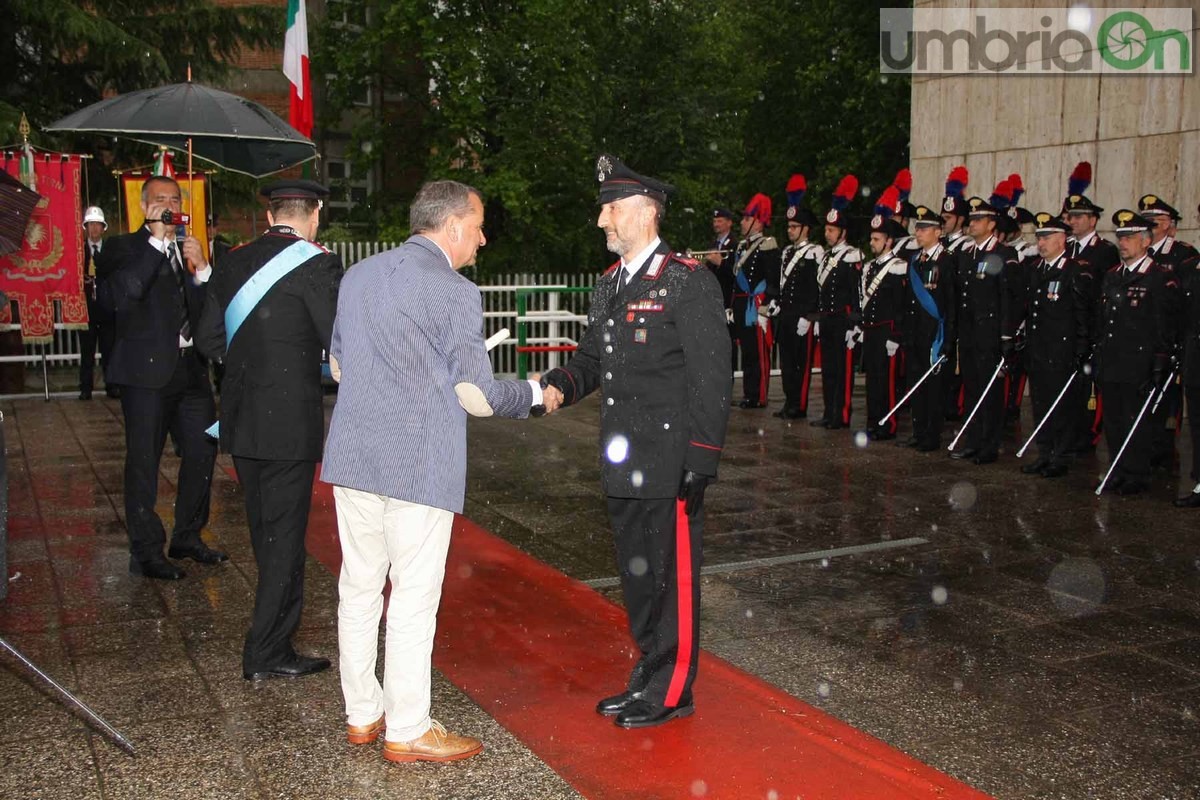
382 720 483 763
346 715 385 745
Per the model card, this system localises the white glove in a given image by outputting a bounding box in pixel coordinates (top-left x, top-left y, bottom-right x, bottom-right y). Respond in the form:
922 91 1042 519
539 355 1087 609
845 327 862 350
886 340 899 358
758 314 770 333
725 308 734 325
767 300 780 317
756 302 771 318
813 321 820 338
796 317 811 337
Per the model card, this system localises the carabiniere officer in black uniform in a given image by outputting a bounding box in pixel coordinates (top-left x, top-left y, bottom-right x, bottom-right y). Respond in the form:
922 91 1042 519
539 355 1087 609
1015 213 1096 479
195 180 344 681
540 155 731 729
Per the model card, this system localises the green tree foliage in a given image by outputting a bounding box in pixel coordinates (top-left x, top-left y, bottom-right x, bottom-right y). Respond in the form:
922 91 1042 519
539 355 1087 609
318 0 909 275
3 0 280 210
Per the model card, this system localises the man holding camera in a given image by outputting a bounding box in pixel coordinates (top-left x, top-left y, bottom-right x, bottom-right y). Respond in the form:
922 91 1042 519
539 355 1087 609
97 176 225 580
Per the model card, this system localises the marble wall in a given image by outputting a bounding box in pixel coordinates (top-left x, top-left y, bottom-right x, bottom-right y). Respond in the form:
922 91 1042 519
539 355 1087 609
909 0 1200 241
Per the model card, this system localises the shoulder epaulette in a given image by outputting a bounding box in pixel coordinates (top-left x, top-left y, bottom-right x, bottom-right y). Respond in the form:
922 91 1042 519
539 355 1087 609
229 241 251 254
844 247 863 262
886 257 908 275
760 236 778 251
668 252 702 271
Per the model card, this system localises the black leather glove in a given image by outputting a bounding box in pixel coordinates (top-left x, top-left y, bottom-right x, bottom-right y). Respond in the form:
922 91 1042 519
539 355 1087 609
1074 351 1091 374
1152 353 1170 391
677 471 709 516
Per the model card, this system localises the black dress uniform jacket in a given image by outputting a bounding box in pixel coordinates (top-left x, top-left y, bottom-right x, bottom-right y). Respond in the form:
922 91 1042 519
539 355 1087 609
861 254 908 329
1098 258 1180 382
546 242 731 496
1071 232 1120 278
1022 253 1095 373
194 226 343 460
777 241 822 320
1150 236 1200 274
816 242 863 318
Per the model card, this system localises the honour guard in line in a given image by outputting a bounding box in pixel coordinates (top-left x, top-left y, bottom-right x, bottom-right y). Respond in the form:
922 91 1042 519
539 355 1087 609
730 193 780 408
1063 163 1117 454
941 166 973 420
811 175 863 430
704 207 740 377
774 174 823 419
542 155 731 728
900 206 956 451
1015 213 1096 479
1175 230 1200 507
950 187 1019 465
1138 193 1200 471
998 176 1036 421
1095 210 1182 495
862 210 910 439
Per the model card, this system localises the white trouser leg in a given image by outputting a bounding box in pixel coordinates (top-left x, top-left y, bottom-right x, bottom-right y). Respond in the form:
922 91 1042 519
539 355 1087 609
335 486 390 727
380 498 453 742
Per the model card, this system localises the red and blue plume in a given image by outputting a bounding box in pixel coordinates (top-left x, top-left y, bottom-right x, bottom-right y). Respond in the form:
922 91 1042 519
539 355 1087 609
874 185 900 218
893 169 913 202
832 174 858 211
743 192 772 225
1007 173 1024 205
785 173 807 208
944 165 968 199
989 179 1014 210
1068 161 1091 196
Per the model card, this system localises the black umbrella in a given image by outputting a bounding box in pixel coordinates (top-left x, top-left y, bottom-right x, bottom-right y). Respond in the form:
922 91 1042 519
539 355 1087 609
0 169 42 257
45 81 317 178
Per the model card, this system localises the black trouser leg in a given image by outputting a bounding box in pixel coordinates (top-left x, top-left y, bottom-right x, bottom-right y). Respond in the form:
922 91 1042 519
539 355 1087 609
864 328 898 433
166 354 217 546
120 383 172 561
606 495 702 708
738 324 762 403
909 354 944 447
778 313 801 410
819 316 851 426
1029 367 1075 464
78 326 98 393
1187 384 1200 482
1102 381 1153 483
237 457 317 671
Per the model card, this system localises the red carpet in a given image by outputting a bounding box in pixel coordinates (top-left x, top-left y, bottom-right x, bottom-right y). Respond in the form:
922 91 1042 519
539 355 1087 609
299 469 991 800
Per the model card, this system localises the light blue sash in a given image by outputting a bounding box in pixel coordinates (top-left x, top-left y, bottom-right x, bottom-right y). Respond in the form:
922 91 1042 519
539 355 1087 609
908 257 945 368
206 240 322 438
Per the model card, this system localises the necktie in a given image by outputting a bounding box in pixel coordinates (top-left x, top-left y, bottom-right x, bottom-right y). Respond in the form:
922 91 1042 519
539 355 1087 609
168 243 190 341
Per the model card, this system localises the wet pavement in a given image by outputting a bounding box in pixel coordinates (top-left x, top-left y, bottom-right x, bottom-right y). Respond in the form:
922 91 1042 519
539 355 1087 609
2 378 1199 799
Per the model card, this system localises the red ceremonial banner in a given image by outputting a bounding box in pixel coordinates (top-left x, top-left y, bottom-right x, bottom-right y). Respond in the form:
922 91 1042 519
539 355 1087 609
0 152 86 342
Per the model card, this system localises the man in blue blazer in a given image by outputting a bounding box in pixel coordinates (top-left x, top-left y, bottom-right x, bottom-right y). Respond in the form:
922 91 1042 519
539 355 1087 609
322 180 554 763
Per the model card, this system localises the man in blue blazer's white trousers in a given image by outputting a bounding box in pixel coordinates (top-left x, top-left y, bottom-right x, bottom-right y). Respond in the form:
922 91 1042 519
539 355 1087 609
322 181 554 763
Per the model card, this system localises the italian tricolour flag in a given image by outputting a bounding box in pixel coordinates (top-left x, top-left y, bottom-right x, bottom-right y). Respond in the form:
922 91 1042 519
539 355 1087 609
284 0 313 138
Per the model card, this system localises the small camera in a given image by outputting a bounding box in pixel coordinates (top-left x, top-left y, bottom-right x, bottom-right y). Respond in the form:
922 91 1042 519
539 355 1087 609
160 211 191 225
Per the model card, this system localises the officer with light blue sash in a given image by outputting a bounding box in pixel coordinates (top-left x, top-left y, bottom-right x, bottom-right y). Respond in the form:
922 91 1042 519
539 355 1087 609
899 206 956 452
195 180 343 682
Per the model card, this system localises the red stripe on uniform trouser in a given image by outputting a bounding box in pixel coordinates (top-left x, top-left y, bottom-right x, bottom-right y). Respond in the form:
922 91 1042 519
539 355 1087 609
885 351 899 435
1001 373 1011 408
756 326 770 403
664 498 694 708
842 348 854 425
1015 374 1027 407
1091 389 1104 442
800 331 814 410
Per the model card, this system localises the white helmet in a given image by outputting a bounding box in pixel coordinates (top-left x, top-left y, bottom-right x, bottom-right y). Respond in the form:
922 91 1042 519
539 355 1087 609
83 206 107 230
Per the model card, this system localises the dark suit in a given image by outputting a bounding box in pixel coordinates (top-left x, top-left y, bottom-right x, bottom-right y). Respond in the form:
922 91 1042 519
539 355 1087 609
903 246 956 448
1020 253 1096 467
96 228 217 563
543 241 730 709
1097 257 1181 485
79 241 115 396
956 236 1017 458
195 225 342 672
1070 232 1120 448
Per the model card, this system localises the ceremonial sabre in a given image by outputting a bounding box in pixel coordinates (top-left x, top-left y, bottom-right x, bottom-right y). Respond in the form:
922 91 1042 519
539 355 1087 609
1150 368 1175 415
1016 371 1078 458
879 355 947 426
948 358 1006 451
1095 370 1175 496
0 636 137 755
